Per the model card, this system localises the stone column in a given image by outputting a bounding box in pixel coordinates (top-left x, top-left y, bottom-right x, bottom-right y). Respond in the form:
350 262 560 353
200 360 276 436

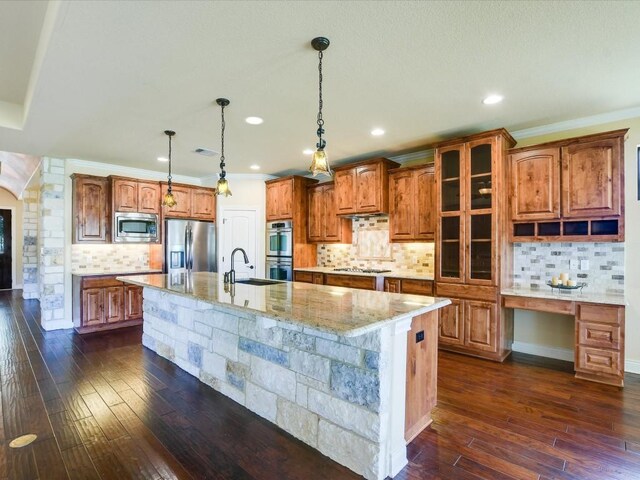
38 158 66 329
22 186 39 300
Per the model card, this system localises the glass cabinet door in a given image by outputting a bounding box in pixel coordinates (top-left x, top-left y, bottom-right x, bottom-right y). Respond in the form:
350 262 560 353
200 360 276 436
441 149 462 212
441 216 462 279
469 213 492 280
469 143 492 210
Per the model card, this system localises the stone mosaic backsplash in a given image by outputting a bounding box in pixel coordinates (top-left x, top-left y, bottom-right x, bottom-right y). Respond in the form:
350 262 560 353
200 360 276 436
513 242 624 294
317 215 435 275
71 244 153 273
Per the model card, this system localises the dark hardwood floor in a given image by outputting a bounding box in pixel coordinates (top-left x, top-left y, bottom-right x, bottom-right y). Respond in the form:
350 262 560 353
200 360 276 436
1 290 640 479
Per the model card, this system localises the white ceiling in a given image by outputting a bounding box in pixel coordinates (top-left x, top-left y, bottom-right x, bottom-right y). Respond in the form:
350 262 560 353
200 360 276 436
0 0 639 179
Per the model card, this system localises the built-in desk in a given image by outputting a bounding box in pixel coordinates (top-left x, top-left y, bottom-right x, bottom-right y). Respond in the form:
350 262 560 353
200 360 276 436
502 288 626 387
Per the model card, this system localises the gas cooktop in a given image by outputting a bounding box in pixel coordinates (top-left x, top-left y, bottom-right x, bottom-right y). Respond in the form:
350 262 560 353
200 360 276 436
333 268 392 274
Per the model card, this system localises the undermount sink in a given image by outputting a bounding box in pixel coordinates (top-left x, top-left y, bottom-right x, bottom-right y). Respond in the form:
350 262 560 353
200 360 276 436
235 278 284 286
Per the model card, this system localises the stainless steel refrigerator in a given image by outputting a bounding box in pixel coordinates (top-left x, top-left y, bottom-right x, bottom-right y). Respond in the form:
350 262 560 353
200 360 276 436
164 219 216 275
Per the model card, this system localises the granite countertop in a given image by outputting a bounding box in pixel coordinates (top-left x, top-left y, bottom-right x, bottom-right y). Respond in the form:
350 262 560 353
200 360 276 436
119 272 450 337
72 269 163 277
294 266 434 281
501 287 626 306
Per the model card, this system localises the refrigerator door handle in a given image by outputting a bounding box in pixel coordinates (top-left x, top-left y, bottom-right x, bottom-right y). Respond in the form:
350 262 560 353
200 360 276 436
185 223 193 271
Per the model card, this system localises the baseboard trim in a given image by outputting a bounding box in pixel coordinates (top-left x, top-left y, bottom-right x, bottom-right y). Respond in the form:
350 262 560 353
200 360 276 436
625 360 640 375
512 341 574 362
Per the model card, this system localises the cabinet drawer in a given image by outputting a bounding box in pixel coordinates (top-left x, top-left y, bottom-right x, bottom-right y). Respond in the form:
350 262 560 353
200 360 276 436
294 271 315 284
502 295 575 315
82 276 123 289
576 303 623 324
576 346 621 377
578 321 621 350
324 274 377 291
400 279 433 296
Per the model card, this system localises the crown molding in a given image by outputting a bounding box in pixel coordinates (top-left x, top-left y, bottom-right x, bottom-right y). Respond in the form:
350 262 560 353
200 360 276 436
388 149 435 164
66 158 202 185
200 173 277 183
512 106 640 140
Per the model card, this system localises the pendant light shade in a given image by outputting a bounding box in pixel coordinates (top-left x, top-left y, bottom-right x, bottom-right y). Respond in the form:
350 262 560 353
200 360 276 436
309 36 332 177
216 97 232 197
161 130 177 207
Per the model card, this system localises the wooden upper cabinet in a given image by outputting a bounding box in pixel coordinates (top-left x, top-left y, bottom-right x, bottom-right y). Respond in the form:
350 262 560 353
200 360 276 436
138 182 161 214
112 178 161 215
511 148 561 221
389 165 435 242
333 158 399 216
334 169 357 215
191 187 216 220
307 183 352 243
162 184 191 217
112 179 138 212
266 178 294 221
72 174 110 243
562 135 622 218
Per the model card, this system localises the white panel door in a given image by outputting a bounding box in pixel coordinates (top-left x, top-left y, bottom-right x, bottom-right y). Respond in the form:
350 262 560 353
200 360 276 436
219 208 258 279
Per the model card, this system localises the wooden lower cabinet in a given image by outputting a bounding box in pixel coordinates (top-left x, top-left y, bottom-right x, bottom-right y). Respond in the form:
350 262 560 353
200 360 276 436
73 274 144 334
405 310 438 443
324 273 381 291
436 286 512 361
293 271 324 284
384 278 433 296
575 303 624 386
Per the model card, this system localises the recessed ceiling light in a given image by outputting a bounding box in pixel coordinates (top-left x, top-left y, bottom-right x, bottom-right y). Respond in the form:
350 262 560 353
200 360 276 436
371 128 385 136
250 164 260 170
482 94 504 105
245 116 263 125
303 149 314 155
157 156 168 162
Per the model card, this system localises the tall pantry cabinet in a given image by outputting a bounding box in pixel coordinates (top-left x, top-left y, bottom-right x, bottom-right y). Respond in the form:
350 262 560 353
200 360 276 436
435 129 516 361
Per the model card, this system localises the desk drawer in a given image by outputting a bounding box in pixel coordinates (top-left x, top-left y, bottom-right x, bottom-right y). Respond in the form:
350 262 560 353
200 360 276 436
502 295 575 315
576 304 623 325
576 346 621 377
578 321 621 350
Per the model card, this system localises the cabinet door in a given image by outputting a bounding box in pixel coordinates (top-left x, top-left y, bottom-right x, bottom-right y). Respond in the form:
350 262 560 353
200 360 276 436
74 177 109 242
384 278 401 293
323 184 344 242
278 180 293 219
561 137 622 218
389 170 415 241
465 301 497 352
113 179 138 212
104 286 124 324
265 183 279 221
191 188 216 220
356 164 381 213
82 288 104 327
163 185 191 217
415 169 435 239
307 186 324 242
511 148 561 221
575 346 621 377
438 298 464 346
138 182 161 214
335 169 357 214
124 285 143 320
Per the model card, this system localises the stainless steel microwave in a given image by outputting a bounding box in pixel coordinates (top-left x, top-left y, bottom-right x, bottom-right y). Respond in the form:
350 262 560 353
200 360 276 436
114 212 159 243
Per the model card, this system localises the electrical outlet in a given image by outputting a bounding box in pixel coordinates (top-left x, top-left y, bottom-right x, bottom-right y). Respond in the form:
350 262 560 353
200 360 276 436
580 260 589 270
569 259 578 270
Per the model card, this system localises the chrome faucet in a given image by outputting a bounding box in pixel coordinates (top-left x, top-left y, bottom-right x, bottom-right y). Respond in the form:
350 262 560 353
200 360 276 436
225 247 254 284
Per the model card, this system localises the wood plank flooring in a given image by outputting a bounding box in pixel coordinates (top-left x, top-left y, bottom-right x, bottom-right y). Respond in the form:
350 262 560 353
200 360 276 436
1 289 640 479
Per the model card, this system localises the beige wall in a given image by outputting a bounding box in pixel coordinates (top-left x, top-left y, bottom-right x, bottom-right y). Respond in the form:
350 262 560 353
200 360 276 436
0 188 23 287
510 116 640 370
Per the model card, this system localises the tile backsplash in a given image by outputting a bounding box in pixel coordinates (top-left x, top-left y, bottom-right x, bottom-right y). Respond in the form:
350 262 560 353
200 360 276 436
71 244 155 274
512 242 624 294
316 215 435 275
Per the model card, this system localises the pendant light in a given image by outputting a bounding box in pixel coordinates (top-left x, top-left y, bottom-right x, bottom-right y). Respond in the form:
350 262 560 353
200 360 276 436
216 97 232 196
161 130 177 207
309 36 332 177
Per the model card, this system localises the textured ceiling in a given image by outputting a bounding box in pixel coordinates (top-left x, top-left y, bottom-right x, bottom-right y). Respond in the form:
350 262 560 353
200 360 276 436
0 0 639 178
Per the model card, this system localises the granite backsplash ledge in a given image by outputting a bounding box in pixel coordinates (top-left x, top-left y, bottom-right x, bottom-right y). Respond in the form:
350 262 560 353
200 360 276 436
512 242 624 294
316 215 435 276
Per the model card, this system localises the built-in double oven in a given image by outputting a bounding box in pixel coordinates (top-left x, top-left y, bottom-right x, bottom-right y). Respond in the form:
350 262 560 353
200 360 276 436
266 220 293 281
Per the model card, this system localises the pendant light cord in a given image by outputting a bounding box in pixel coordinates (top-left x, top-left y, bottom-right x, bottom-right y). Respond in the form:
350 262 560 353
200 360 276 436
167 134 173 193
220 104 226 179
317 49 325 149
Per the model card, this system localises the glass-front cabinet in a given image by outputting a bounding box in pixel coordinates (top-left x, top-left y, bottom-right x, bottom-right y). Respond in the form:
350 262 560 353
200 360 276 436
436 137 497 285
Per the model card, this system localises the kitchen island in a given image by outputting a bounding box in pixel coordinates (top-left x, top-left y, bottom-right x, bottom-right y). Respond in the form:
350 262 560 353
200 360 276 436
118 272 450 480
